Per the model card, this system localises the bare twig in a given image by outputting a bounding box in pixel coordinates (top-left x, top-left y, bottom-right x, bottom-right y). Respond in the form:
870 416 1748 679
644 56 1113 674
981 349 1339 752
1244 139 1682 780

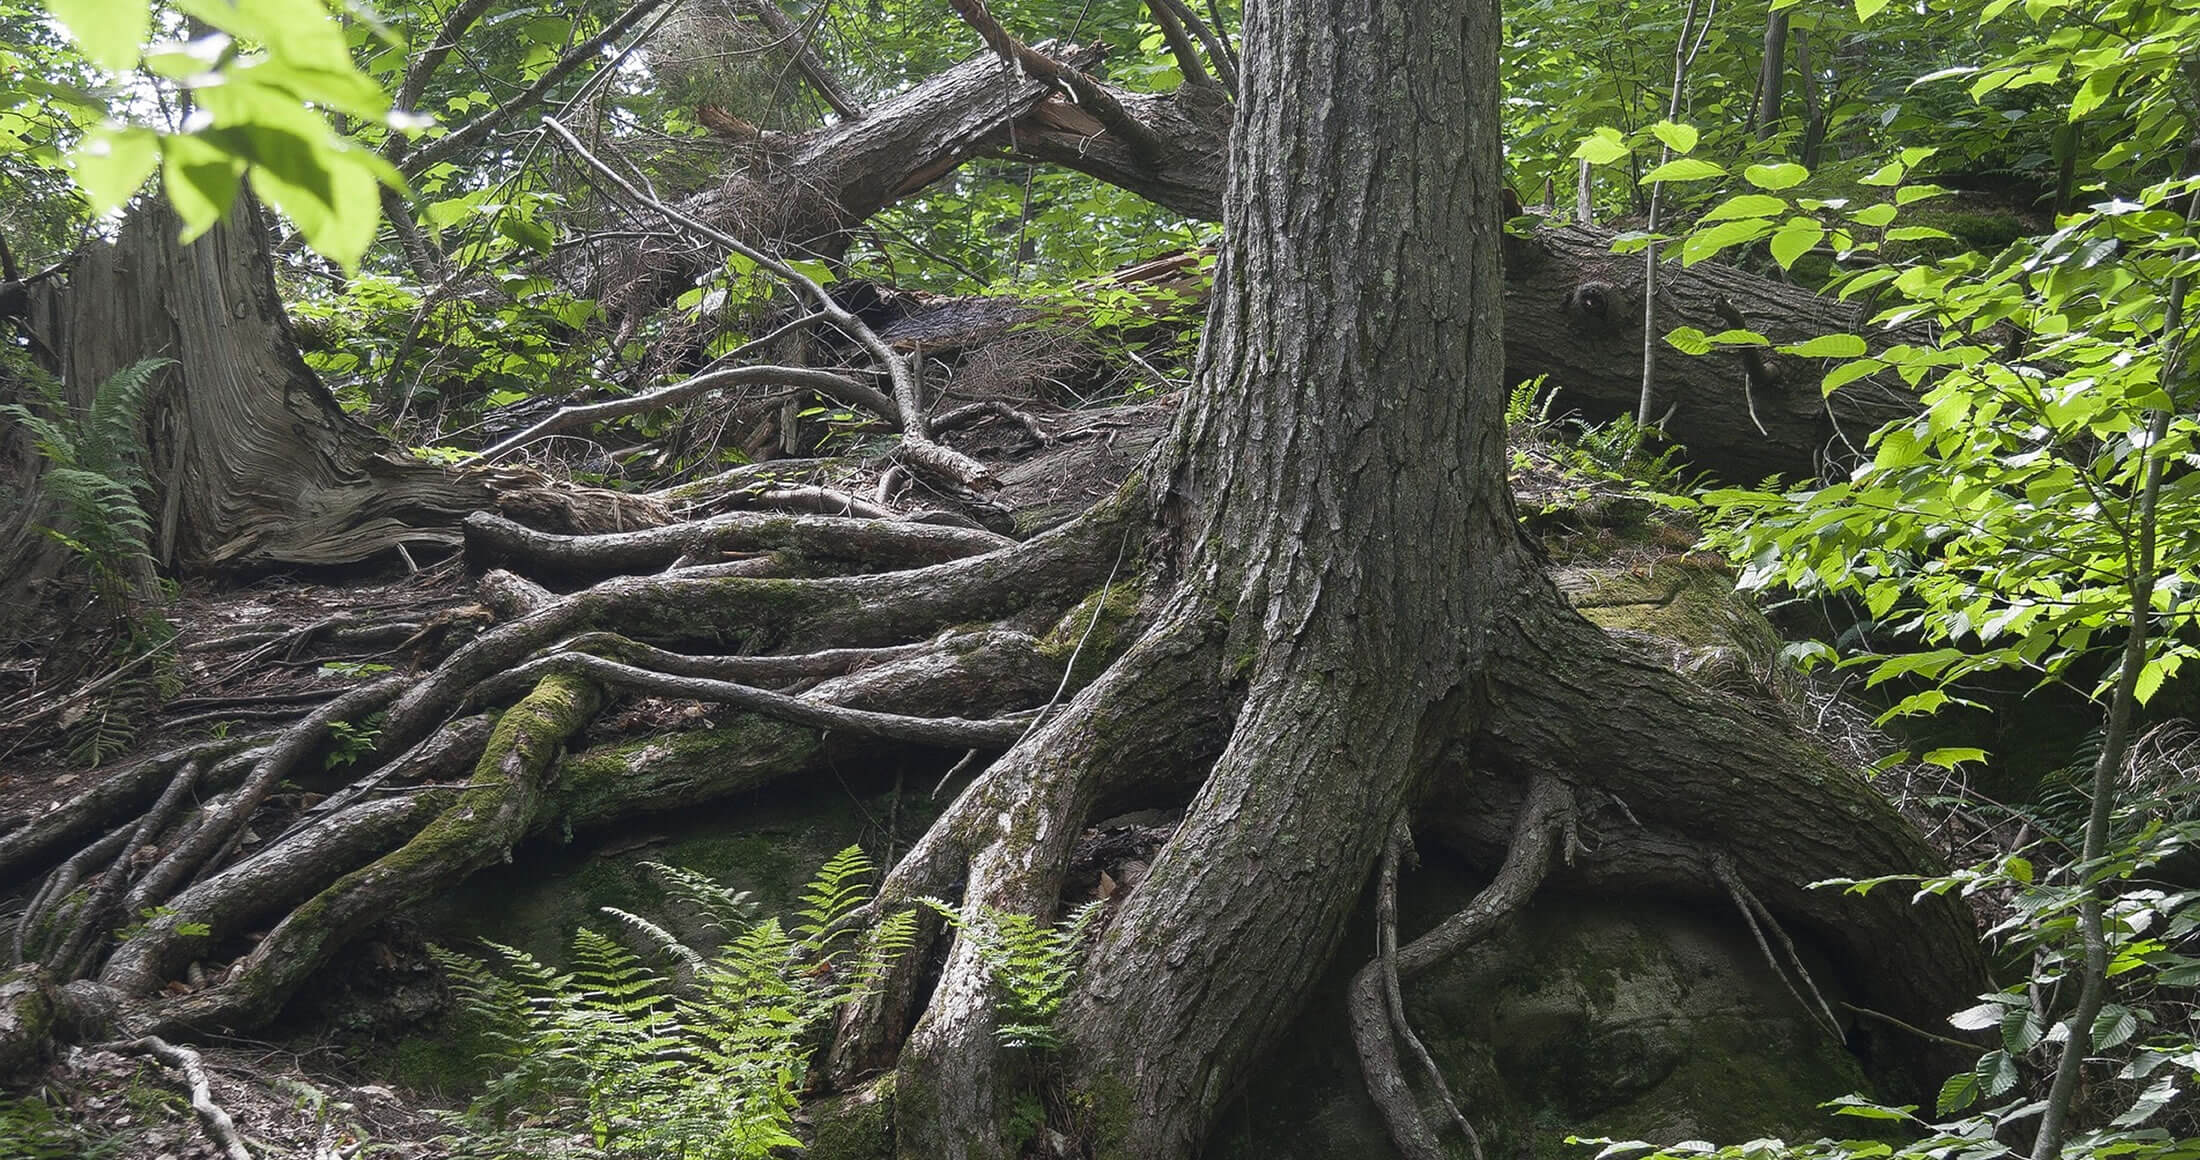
732 0 867 120
399 0 680 178
540 116 996 489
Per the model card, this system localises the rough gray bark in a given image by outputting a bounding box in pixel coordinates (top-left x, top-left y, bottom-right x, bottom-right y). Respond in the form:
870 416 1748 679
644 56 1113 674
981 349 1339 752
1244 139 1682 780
1050 0 1521 1151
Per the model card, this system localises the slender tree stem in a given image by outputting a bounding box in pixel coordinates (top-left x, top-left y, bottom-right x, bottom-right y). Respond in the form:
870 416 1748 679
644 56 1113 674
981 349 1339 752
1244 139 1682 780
2030 236 2193 1160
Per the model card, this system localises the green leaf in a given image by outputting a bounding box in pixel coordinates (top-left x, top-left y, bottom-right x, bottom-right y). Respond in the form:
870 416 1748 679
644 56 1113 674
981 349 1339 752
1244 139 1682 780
1780 334 1869 359
1949 1001 2003 1030
1936 1069 1980 1115
1701 194 1789 222
1681 218 1775 265
1642 158 1725 183
160 134 245 243
1743 162 1810 192
2136 657 2169 705
1850 203 1899 228
1665 327 1713 356
2095 1004 2138 1050
43 0 151 71
1769 219 1826 270
1650 121 1699 154
1856 0 1889 18
70 127 160 215
498 216 555 254
1922 747 1987 768
1822 359 1882 394
1572 128 1630 165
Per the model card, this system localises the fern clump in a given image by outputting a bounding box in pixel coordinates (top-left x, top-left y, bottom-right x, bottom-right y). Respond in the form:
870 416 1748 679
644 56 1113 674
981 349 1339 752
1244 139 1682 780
432 846 915 1160
0 356 180 763
920 897 1104 1050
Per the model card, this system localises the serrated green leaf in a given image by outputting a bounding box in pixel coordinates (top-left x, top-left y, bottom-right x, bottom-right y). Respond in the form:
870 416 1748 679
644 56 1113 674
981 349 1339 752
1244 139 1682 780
1949 1001 2004 1031
70 126 159 215
1702 194 1789 222
1665 327 1713 356
1643 158 1725 183
1937 1069 1981 1115
1573 129 1631 165
1851 203 1899 228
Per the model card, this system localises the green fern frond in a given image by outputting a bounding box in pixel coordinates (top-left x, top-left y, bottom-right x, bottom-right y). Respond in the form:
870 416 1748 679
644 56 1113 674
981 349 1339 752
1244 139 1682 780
795 845 874 939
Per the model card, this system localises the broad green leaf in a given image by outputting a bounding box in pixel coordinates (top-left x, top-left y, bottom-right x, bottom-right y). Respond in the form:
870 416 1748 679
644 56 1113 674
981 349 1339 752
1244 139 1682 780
1665 327 1713 356
1743 162 1809 191
2113 1077 2179 1127
1937 1069 1980 1115
1856 0 1889 18
42 0 150 71
1770 219 1825 270
1922 747 1987 768
1822 359 1883 394
1949 1001 2003 1030
1572 129 1630 165
1681 218 1774 265
1850 203 1899 228
70 126 159 215
1650 121 1699 154
1702 194 1789 222
2095 1004 2139 1050
2136 657 2171 704
1781 334 1870 359
160 134 245 242
1642 158 1725 183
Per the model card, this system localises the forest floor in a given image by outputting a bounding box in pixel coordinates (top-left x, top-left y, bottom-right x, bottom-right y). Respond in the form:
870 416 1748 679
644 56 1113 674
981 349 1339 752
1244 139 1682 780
0 393 1995 1158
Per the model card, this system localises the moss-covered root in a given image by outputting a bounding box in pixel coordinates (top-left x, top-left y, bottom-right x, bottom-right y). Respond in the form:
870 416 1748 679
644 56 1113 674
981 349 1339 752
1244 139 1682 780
137 672 603 1036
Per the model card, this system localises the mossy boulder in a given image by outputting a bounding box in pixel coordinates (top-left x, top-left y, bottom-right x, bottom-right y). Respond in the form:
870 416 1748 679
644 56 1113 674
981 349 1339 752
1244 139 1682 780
1558 562 1794 697
1212 892 1869 1160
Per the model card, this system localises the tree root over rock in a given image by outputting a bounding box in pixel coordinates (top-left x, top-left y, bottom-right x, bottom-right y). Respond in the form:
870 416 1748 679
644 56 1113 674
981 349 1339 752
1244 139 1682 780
0 466 1986 1160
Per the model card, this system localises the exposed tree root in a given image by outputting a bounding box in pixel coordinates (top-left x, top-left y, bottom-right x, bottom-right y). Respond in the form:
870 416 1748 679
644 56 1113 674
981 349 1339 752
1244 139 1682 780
460 507 1009 583
469 650 1032 748
148 671 602 1033
1351 777 1575 1160
106 1035 255 1160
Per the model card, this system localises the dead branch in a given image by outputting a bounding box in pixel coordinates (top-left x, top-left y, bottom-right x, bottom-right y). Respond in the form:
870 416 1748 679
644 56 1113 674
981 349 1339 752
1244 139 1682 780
476 363 898 463
731 0 867 120
1153 0 1239 92
542 116 996 489
946 0 1169 162
399 0 678 178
